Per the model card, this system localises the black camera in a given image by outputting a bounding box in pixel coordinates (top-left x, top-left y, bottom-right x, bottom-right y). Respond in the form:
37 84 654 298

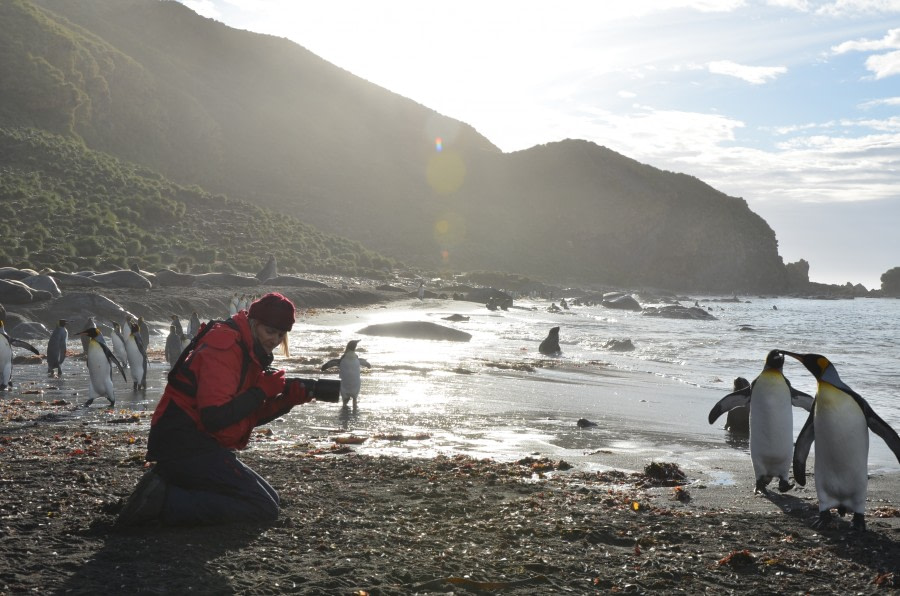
290 378 341 403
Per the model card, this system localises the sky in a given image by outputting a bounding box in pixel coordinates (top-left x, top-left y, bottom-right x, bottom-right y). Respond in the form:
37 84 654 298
176 0 900 289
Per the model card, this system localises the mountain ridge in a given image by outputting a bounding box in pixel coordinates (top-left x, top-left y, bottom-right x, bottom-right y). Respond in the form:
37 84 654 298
2 0 797 292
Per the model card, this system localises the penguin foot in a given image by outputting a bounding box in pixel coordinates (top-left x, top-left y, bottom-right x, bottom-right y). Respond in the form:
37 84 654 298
777 478 794 493
83 399 95 408
851 513 866 532
754 478 770 495
811 510 833 529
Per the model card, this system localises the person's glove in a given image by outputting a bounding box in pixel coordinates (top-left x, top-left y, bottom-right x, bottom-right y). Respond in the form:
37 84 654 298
255 370 286 399
284 378 314 406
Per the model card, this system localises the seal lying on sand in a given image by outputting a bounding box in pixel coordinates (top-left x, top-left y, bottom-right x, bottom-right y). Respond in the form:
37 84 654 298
358 321 471 342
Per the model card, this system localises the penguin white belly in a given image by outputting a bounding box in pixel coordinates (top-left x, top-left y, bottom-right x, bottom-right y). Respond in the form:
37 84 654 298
0 338 12 387
749 374 794 479
813 386 869 512
86 347 114 400
112 335 128 369
125 339 145 384
340 358 362 398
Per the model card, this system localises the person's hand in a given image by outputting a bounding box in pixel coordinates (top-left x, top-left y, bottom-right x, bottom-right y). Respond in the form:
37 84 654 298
284 378 313 406
255 370 286 398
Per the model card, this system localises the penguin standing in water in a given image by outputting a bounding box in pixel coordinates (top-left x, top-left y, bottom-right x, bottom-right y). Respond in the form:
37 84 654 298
321 340 371 407
188 311 201 338
708 350 814 494
539 326 562 356
46 319 69 377
417 281 425 301
109 321 129 370
782 351 900 531
1 320 40 390
136 316 151 352
164 323 183 369
75 324 126 407
125 319 148 391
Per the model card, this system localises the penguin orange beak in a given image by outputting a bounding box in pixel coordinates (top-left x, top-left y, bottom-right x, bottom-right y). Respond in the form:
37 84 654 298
780 350 803 361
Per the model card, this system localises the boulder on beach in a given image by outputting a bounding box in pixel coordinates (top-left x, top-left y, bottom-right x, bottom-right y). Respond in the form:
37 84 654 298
50 292 136 325
40 269 99 288
192 273 260 287
89 270 153 289
10 321 51 340
358 321 472 342
0 279 51 304
0 267 38 281
263 275 329 288
23 274 62 298
641 305 717 320
154 269 197 287
601 294 642 311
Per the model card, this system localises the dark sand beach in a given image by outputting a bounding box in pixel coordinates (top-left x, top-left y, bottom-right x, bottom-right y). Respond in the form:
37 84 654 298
2 282 899 594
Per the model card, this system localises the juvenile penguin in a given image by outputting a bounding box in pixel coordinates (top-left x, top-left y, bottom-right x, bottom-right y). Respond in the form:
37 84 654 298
1 320 40 390
321 339 371 407
539 326 562 356
46 319 69 377
75 324 126 407
783 351 900 531
125 320 148 391
708 350 814 494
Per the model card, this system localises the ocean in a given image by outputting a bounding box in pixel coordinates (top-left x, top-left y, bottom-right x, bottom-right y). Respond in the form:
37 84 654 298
265 294 900 477
13 293 900 481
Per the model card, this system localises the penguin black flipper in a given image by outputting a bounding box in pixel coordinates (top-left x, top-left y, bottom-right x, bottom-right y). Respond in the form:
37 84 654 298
321 358 341 371
859 399 900 463
134 333 149 388
358 358 372 368
788 382 814 411
10 338 40 355
792 409 816 487
707 384 752 424
98 339 127 381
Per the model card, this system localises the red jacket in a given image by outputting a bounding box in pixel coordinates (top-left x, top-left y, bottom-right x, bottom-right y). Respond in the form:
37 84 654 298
148 312 297 460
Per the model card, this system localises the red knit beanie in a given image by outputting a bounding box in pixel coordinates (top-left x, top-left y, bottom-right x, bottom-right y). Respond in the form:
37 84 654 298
248 292 295 331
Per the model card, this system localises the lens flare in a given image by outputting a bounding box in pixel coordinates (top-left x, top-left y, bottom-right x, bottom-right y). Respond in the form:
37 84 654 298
435 137 443 153
426 150 466 195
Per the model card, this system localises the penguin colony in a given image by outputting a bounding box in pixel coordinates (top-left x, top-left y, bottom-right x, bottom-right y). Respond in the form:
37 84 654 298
710 349 900 532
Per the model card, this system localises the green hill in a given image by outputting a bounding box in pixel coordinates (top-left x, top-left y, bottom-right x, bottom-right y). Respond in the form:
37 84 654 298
1 0 790 292
0 126 396 276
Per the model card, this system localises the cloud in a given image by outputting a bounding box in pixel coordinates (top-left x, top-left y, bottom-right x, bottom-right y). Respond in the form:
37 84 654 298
831 27 900 53
706 60 788 83
866 50 900 78
859 96 900 108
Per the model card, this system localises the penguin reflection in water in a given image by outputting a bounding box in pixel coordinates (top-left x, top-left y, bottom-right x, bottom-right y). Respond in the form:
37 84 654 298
708 350 814 494
782 351 900 531
321 340 371 408
75 323 126 407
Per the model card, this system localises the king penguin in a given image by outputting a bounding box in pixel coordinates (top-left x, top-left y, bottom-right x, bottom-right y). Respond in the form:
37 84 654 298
110 321 129 370
165 323 183 369
783 350 900 531
46 319 69 377
75 324 126 407
1 320 40 390
709 350 814 493
321 340 371 407
125 319 149 391
188 311 201 339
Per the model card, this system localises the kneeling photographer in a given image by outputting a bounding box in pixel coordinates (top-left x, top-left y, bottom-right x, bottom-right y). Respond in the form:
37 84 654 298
118 292 340 527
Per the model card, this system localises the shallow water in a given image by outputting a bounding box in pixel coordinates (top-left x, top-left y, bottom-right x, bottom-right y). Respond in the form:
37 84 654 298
8 294 900 478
